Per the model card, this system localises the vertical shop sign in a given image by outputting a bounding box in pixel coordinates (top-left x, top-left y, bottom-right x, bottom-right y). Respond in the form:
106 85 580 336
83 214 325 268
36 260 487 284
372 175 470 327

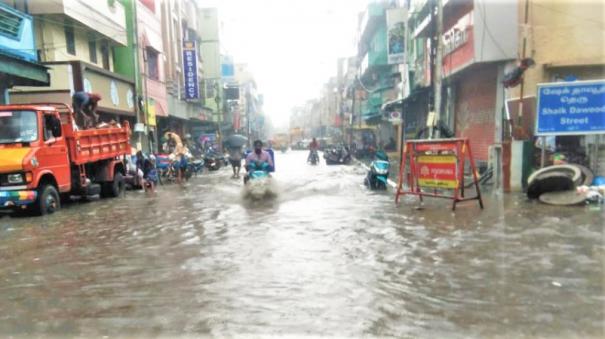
183 40 199 100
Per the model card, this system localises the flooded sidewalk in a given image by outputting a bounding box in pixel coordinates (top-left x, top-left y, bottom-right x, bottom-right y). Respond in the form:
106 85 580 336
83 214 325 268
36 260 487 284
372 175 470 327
0 151 603 338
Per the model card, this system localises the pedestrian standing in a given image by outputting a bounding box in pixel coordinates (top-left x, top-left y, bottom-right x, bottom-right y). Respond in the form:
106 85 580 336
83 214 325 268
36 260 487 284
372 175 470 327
228 145 243 178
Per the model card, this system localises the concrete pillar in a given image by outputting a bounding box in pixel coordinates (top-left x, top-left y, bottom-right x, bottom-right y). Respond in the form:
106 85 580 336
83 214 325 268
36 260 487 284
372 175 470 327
493 64 506 192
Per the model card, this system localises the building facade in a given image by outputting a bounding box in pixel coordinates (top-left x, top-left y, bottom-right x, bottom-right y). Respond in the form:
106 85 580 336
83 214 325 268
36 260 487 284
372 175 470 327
9 0 137 144
0 1 50 103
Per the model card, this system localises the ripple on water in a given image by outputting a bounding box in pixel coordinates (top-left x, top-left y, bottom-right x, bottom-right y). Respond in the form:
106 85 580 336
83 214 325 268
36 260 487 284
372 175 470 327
0 151 603 337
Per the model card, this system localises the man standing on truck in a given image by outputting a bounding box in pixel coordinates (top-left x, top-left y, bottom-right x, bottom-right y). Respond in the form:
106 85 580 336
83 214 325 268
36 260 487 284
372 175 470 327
72 91 102 129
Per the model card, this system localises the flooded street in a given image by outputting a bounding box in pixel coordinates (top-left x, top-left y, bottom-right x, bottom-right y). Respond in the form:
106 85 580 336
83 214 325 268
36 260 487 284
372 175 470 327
1 151 603 338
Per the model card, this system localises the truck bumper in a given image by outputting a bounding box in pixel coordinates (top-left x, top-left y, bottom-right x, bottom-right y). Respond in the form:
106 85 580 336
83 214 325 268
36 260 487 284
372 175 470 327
0 190 37 208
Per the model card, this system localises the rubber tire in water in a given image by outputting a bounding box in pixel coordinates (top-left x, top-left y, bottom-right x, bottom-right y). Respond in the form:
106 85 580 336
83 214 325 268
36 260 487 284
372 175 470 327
35 184 60 215
107 172 125 198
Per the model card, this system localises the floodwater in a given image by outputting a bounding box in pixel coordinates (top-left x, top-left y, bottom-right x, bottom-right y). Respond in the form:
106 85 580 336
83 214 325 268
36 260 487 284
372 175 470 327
1 151 603 338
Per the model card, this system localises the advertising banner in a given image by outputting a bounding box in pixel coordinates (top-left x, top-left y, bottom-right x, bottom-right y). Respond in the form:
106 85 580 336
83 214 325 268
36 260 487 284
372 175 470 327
536 80 605 136
147 98 156 127
416 155 458 189
386 8 407 65
221 55 235 81
183 40 199 100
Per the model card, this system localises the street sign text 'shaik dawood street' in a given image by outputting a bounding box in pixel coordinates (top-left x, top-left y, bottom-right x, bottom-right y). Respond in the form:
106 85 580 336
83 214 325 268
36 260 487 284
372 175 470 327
536 80 605 136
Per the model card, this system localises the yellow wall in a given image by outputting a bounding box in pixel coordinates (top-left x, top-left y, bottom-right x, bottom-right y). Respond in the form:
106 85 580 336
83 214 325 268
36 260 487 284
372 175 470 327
510 0 605 98
36 20 115 71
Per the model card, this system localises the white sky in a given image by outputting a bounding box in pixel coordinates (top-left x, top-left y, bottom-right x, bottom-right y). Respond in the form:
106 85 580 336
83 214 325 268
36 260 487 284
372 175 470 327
198 0 369 129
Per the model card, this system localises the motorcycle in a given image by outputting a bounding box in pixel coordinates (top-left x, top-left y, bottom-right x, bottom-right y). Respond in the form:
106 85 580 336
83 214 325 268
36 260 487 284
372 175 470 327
324 145 352 165
155 154 173 184
308 150 320 165
244 161 274 199
365 159 390 190
155 153 189 183
188 157 204 177
204 148 224 171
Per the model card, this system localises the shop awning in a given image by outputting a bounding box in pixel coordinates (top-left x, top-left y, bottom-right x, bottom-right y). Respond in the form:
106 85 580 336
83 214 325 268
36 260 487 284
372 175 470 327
0 52 49 86
381 98 404 111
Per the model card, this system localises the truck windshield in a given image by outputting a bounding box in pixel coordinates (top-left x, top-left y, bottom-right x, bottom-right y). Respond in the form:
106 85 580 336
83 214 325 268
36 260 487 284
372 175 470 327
0 110 38 144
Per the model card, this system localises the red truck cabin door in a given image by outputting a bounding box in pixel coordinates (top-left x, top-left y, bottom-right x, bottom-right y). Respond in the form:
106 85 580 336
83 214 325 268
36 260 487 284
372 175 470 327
38 113 71 192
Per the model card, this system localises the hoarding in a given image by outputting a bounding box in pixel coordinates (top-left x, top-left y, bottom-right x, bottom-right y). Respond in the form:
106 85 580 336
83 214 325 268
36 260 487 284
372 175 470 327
536 80 605 136
183 40 199 100
386 8 407 65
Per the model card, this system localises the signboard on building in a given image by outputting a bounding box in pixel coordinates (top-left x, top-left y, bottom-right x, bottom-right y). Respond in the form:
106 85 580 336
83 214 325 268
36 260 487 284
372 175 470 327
147 98 156 127
536 80 605 136
221 55 235 81
386 8 407 65
183 40 199 100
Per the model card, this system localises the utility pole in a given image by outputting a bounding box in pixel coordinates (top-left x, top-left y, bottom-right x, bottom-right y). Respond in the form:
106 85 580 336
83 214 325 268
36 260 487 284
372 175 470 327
429 0 444 139
246 83 251 148
131 0 145 151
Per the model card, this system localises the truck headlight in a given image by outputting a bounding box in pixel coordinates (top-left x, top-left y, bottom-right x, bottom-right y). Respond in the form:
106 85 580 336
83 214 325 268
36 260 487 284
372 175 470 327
8 173 24 184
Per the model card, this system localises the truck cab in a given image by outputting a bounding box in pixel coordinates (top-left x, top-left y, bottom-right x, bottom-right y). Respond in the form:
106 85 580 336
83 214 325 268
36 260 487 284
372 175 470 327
0 103 131 215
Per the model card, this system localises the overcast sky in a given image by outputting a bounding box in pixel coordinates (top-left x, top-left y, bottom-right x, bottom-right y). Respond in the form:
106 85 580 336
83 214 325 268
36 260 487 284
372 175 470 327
198 0 369 130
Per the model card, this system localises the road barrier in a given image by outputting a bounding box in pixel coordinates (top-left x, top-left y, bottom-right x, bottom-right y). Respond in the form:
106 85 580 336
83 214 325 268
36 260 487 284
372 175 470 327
395 138 484 210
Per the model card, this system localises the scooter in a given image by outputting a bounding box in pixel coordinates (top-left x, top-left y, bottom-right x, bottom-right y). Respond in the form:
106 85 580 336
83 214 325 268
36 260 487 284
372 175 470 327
365 157 390 190
324 145 352 165
188 158 204 177
204 148 223 171
244 161 273 199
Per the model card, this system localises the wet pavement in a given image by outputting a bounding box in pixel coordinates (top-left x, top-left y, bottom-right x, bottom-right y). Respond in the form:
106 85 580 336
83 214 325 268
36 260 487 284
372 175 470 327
0 151 603 338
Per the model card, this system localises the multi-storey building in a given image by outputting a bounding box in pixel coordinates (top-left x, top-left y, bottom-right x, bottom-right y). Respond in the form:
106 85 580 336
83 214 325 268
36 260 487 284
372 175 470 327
10 0 137 139
0 1 49 103
408 0 518 166
159 0 206 139
356 0 401 148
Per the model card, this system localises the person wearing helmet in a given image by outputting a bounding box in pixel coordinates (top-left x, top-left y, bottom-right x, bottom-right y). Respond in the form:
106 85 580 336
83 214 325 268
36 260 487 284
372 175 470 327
244 140 274 183
72 91 101 129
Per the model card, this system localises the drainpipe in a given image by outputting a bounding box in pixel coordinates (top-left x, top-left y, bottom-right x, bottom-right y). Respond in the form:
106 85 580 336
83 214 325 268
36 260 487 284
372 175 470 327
429 0 444 140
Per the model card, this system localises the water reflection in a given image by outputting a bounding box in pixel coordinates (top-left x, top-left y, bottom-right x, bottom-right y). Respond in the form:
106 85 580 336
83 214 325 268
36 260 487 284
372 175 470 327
0 151 603 338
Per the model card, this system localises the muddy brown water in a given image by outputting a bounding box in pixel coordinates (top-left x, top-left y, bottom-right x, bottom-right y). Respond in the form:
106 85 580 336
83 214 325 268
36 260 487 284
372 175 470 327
1 151 603 338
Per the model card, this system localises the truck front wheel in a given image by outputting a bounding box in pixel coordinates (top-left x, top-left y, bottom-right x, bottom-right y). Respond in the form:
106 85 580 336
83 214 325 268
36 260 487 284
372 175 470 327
103 172 125 198
34 184 60 215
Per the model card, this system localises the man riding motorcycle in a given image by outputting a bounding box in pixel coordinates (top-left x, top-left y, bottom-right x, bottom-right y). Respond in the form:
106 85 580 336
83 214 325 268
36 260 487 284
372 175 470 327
244 140 274 184
308 137 319 163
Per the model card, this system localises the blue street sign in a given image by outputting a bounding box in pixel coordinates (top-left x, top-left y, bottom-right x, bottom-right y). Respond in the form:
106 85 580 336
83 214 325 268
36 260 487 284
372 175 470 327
536 80 605 136
183 40 199 100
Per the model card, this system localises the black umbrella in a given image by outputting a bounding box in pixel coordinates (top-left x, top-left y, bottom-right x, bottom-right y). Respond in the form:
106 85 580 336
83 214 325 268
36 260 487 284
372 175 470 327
225 134 247 148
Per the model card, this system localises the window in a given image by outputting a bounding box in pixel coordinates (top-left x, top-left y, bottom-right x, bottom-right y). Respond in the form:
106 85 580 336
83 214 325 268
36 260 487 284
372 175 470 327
100 40 110 70
44 115 62 140
0 110 38 143
146 47 159 80
0 6 24 39
65 25 75 55
88 38 97 64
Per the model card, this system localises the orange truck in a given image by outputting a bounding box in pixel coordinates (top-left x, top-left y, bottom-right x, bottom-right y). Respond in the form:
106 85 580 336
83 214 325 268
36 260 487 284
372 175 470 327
0 103 131 215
